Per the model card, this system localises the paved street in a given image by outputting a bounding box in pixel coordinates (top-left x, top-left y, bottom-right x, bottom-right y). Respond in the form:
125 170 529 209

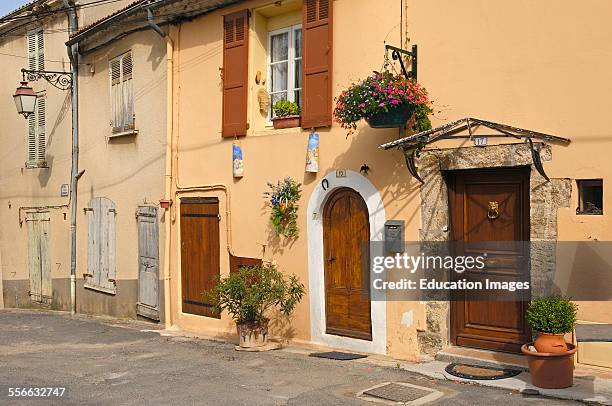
0 310 580 405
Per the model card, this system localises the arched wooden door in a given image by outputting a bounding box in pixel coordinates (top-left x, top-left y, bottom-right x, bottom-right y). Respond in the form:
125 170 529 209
323 188 372 341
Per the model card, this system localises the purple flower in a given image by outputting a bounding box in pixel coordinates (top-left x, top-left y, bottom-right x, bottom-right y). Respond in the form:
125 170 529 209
391 99 400 105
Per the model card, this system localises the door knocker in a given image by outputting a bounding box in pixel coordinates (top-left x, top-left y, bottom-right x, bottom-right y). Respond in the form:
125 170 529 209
487 201 500 220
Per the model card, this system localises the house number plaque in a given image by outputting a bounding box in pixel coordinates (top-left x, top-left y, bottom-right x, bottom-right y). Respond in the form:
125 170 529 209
335 170 346 178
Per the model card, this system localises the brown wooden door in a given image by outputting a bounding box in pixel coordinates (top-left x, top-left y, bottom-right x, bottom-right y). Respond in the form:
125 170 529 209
323 188 372 340
180 198 221 318
448 167 531 353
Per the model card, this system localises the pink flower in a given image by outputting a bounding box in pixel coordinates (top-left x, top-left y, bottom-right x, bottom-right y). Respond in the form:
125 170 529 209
379 102 386 107
357 103 365 108
391 99 400 105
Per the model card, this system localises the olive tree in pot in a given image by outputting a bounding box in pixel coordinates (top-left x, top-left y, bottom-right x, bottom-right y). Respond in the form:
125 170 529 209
521 296 578 389
205 263 305 349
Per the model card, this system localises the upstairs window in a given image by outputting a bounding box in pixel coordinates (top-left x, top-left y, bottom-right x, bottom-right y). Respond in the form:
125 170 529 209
268 25 302 119
26 94 46 168
109 51 134 133
577 179 603 215
27 29 44 71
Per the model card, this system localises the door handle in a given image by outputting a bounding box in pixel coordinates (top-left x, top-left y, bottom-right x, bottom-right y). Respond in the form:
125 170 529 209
328 256 336 263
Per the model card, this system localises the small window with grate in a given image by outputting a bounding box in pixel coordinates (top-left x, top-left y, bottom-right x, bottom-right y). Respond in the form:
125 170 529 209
577 179 603 215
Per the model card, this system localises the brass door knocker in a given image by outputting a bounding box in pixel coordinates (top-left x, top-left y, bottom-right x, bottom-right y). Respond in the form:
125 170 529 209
487 201 500 219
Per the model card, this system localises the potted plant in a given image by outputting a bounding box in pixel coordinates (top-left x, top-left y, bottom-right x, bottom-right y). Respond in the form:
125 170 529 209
334 71 432 135
205 263 305 349
263 177 302 239
271 99 300 129
521 296 578 389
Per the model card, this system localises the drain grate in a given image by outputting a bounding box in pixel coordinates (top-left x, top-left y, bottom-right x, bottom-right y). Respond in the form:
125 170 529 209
358 382 444 405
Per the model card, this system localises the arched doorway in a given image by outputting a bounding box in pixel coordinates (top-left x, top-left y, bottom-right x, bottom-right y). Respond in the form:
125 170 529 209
323 187 372 341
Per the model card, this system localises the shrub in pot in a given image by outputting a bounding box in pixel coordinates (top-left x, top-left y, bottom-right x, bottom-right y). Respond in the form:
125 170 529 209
205 263 305 349
271 99 300 129
521 296 578 389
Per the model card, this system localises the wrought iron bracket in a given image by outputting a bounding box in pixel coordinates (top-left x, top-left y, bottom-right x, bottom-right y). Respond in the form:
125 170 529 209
404 149 424 184
22 68 73 91
385 44 417 80
527 138 550 182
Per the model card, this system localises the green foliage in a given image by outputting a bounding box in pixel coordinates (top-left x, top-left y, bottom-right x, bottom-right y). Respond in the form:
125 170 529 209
204 263 305 324
526 296 578 334
263 177 302 239
412 103 433 132
273 99 300 118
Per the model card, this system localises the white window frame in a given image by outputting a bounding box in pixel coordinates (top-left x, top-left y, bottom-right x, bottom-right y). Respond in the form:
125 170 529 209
109 51 135 135
267 24 302 125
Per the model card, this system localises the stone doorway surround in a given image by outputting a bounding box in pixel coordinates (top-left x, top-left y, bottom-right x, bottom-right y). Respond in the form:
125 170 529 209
414 143 571 355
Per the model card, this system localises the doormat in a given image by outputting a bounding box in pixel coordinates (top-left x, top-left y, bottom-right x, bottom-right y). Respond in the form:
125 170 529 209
309 351 367 360
358 382 444 404
444 363 521 380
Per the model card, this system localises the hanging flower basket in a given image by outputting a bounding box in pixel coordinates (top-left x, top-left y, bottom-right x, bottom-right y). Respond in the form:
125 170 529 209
366 103 416 128
334 71 432 135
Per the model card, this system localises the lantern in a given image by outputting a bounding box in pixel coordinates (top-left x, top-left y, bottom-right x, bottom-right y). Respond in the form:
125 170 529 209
13 81 37 118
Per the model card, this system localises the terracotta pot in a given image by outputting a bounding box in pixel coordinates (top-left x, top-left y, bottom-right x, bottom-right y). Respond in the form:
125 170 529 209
521 343 576 389
534 332 568 353
272 115 300 129
236 321 269 348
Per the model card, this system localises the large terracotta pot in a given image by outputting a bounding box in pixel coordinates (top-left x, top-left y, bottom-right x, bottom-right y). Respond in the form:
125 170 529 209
534 332 568 353
236 321 269 348
521 343 576 389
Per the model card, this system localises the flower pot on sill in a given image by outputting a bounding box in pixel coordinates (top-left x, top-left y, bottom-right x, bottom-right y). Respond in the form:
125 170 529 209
366 104 416 128
272 115 300 129
521 343 576 389
236 320 269 348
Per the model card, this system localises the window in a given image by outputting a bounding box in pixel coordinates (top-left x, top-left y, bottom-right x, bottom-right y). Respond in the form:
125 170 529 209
26 94 46 168
27 29 44 71
268 25 302 120
109 51 134 133
577 179 603 215
85 197 117 294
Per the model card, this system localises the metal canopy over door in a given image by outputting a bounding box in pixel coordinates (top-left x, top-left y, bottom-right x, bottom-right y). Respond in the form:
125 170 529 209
180 198 221 318
136 206 160 321
26 211 51 304
448 167 531 353
323 188 372 341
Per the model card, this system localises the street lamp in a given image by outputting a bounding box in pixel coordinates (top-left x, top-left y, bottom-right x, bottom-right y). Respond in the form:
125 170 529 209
13 81 37 118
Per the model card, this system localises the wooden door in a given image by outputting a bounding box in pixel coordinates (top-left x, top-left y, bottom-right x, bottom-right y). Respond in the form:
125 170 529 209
136 206 160 321
180 198 220 318
448 168 531 353
26 212 51 304
323 188 372 341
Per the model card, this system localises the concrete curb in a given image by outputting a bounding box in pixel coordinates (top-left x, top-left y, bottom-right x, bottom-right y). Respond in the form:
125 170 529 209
400 360 612 405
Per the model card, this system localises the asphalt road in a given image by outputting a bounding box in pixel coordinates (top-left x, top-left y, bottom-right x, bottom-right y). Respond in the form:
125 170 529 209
0 310 580 405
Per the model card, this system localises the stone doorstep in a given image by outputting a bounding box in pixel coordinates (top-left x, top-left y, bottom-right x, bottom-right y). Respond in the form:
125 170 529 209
435 346 529 371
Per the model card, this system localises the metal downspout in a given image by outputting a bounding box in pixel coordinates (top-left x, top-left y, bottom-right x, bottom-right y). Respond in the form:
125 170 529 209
64 0 79 315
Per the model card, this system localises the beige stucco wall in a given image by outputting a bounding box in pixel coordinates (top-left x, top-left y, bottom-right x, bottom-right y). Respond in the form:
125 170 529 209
0 8 168 321
169 0 612 361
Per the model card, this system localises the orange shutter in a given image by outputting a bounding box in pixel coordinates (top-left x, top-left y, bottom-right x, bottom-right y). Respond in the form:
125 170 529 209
222 10 249 138
302 0 333 129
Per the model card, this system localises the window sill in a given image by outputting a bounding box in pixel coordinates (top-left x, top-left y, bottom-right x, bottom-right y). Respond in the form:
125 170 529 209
108 129 138 139
84 282 116 295
24 163 49 169
249 126 304 137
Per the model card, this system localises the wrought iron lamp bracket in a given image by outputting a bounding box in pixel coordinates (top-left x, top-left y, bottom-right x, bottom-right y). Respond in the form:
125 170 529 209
385 44 417 80
22 68 73 91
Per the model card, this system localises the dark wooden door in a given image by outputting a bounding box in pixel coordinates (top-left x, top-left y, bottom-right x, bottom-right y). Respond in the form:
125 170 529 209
448 168 531 353
180 198 221 318
323 188 372 341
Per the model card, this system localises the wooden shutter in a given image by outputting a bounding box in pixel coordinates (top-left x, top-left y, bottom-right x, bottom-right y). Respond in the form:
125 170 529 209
122 52 134 130
27 111 36 166
110 52 134 132
222 10 249 138
301 0 332 128
86 198 116 294
27 30 44 71
36 96 46 165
